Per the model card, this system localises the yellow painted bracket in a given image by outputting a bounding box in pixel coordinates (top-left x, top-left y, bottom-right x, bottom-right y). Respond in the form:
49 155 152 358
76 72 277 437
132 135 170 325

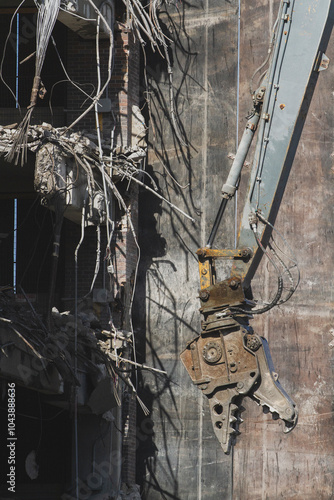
198 258 212 289
197 247 253 290
196 247 253 259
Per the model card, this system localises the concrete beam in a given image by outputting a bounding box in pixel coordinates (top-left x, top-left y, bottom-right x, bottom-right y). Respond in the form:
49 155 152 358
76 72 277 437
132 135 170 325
58 0 114 39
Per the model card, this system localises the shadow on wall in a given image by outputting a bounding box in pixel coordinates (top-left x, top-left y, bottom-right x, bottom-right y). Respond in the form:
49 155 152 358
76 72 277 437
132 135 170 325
142 10 202 221
133 4 205 497
134 168 193 500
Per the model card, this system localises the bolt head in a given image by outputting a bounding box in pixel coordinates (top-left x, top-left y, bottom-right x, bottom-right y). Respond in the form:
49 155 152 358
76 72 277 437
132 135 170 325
229 279 239 289
199 290 210 301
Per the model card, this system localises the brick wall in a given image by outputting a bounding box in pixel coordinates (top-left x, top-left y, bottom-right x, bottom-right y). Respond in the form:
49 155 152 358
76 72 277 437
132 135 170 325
66 24 140 147
63 23 140 322
62 22 141 487
66 29 100 131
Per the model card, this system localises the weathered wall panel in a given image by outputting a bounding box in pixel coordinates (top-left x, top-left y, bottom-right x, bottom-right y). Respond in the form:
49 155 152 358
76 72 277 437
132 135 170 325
136 1 239 498
137 0 334 499
233 1 334 499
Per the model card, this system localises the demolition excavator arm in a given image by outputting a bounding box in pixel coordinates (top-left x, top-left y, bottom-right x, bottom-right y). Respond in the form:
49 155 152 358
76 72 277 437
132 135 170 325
181 0 334 453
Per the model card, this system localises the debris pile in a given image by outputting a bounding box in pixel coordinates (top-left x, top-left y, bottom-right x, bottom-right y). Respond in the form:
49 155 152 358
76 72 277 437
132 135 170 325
0 290 124 390
0 123 146 173
0 123 193 222
0 290 154 414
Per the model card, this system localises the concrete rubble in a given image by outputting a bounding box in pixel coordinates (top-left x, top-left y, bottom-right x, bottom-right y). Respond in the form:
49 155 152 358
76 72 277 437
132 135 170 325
0 123 146 160
0 289 129 402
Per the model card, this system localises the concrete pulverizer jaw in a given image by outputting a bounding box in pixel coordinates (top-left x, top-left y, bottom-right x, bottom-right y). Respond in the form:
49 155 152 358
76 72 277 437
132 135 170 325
180 328 298 453
250 336 298 433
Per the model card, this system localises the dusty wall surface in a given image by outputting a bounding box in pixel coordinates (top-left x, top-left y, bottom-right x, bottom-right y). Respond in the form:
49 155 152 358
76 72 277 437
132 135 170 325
136 1 334 499
233 2 334 499
136 1 238 498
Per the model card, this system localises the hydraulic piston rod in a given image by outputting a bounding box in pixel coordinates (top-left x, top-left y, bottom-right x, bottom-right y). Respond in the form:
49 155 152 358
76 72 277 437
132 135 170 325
206 110 260 248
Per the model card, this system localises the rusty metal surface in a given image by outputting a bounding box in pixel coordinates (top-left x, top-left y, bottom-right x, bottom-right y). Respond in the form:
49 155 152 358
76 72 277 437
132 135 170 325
197 247 253 259
199 278 244 312
180 329 259 393
181 326 297 454
198 258 213 290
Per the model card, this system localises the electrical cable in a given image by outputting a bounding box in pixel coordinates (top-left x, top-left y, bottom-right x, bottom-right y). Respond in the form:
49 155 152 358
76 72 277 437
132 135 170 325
49 80 96 121
230 215 300 315
85 225 101 297
94 14 113 268
50 35 97 104
126 0 187 146
249 14 279 95
63 0 113 132
7 0 61 165
256 211 300 303
113 166 195 221
268 241 296 304
79 2 192 394
230 226 283 316
59 6 96 22
102 177 141 390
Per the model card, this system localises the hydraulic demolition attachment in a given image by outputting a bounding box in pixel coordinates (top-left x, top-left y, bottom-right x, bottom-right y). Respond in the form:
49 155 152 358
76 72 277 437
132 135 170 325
181 0 333 453
180 258 297 453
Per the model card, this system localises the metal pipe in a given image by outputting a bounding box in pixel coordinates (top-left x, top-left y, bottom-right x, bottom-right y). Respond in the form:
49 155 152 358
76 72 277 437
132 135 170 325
222 111 260 198
206 111 260 248
206 197 228 248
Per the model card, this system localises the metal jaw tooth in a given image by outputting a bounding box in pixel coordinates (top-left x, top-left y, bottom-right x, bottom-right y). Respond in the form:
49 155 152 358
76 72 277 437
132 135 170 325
254 398 298 431
230 403 238 413
208 390 240 454
250 336 298 431
283 409 298 433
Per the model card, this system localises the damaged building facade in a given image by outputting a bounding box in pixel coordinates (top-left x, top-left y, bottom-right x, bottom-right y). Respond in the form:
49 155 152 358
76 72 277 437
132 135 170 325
0 1 152 498
1 1 334 500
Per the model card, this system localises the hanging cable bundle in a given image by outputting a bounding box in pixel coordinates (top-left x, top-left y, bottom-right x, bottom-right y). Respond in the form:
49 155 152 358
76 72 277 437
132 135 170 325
7 0 60 166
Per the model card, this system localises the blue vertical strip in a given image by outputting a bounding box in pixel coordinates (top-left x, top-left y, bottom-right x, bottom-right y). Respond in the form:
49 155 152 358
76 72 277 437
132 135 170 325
13 199 17 293
13 14 19 292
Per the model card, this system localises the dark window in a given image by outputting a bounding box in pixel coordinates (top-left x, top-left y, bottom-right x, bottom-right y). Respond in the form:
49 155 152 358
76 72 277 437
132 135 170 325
0 12 67 109
0 198 54 295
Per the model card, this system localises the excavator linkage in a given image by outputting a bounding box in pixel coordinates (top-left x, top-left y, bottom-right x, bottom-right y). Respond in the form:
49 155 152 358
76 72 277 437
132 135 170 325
180 0 333 452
